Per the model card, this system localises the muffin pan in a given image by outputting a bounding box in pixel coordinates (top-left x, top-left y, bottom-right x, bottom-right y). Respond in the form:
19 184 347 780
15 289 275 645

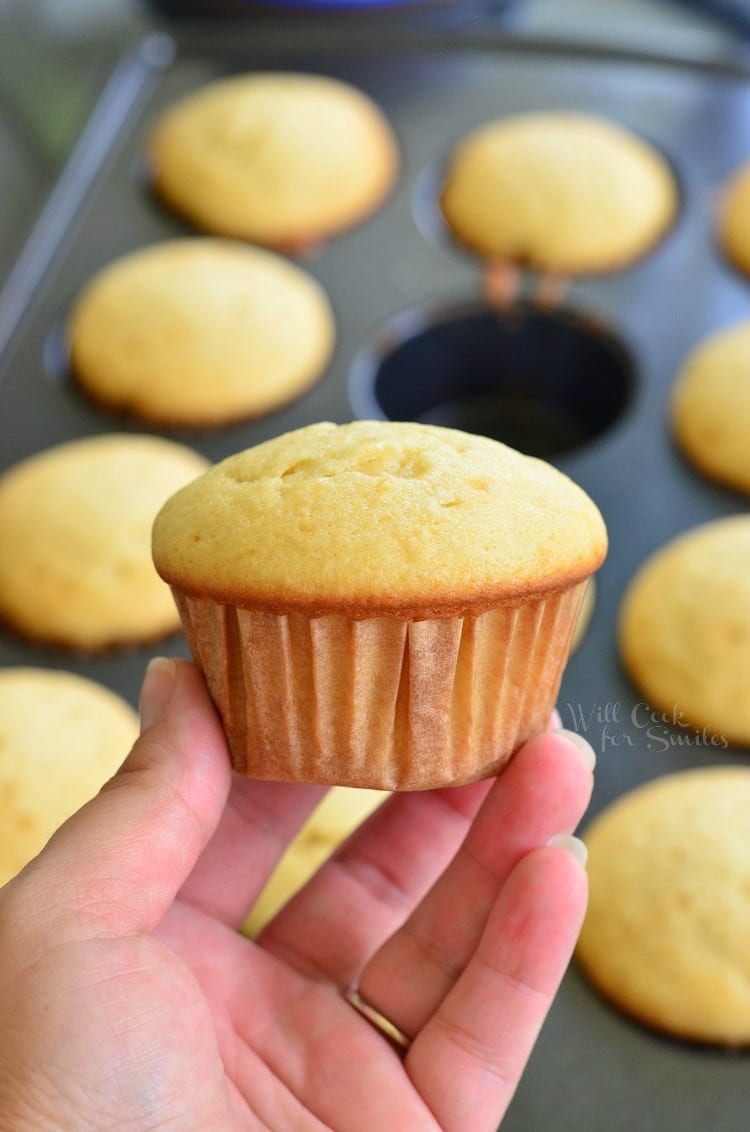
1 21 749 1131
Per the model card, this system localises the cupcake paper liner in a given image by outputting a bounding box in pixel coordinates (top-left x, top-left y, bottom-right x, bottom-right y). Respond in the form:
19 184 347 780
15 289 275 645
174 581 587 790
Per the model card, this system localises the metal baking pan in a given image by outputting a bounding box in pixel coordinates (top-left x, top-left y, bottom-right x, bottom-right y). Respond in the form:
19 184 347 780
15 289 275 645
1 23 749 1131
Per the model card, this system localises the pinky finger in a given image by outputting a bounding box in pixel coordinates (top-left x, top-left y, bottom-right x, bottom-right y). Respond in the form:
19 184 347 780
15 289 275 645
406 841 587 1132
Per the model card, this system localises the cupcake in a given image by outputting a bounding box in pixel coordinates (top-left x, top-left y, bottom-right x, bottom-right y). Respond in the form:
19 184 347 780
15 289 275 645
0 434 208 649
148 73 398 247
440 112 677 273
671 320 750 496
152 421 607 789
68 240 335 427
619 515 750 748
0 668 138 886
578 767 750 1045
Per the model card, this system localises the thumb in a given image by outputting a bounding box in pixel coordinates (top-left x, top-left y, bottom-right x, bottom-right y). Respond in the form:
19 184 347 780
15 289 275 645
14 658 232 942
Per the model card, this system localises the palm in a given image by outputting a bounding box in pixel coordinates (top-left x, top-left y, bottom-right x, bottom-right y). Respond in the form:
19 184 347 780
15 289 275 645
156 903 430 1130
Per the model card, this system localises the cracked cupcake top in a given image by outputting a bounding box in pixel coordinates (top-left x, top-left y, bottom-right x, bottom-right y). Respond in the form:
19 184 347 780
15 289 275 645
152 421 607 616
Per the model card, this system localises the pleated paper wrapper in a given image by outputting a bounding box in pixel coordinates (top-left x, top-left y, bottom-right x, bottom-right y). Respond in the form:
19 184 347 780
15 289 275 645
173 581 587 790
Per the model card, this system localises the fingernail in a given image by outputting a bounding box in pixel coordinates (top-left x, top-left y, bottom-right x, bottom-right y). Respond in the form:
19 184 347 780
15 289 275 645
547 833 588 868
140 657 177 732
553 728 596 770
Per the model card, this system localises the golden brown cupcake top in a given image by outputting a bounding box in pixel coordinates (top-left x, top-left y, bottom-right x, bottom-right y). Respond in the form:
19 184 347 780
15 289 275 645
0 668 138 886
671 320 750 496
578 767 750 1045
619 515 750 747
153 421 607 616
68 240 335 427
619 516 746 747
441 112 677 273
149 73 398 246
0 434 208 649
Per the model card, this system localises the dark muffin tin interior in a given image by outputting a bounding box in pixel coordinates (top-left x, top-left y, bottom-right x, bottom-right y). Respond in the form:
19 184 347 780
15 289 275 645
1 23 749 1132
351 300 636 458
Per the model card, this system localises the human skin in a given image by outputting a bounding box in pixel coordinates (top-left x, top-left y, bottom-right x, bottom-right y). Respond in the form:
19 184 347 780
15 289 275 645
0 659 593 1131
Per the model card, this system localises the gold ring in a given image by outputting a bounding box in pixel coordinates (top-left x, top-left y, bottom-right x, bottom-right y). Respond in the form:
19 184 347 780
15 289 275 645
343 986 412 1054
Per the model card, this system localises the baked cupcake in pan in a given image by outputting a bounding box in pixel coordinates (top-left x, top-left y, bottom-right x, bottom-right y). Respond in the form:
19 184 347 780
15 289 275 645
441 112 678 273
578 768 750 1045
0 434 208 650
69 239 335 428
619 515 750 748
0 668 138 886
672 320 750 496
149 73 398 247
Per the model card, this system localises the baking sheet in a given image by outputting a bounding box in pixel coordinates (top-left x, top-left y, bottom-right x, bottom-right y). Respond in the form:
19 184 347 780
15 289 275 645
0 24 749 1130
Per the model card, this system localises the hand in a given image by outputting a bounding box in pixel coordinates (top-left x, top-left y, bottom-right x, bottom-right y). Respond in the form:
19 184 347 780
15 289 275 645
0 659 594 1132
